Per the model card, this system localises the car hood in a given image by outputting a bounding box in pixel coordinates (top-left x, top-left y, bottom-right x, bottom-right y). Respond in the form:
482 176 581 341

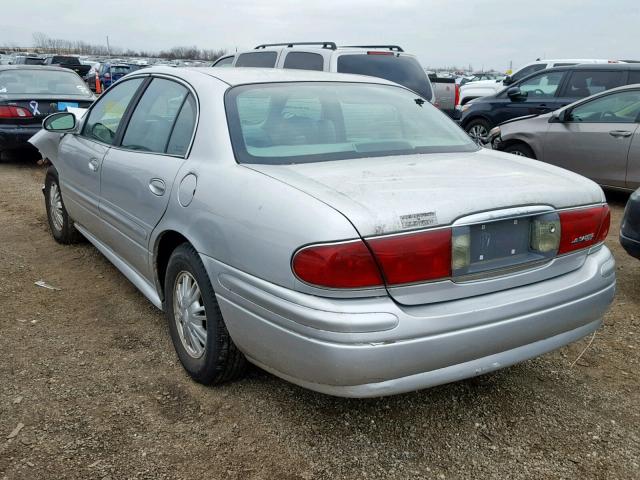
246 149 605 237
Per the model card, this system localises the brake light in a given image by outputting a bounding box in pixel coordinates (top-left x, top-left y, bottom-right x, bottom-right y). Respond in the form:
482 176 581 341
366 229 452 285
0 105 33 118
367 51 394 55
292 240 383 288
454 83 460 106
558 205 610 254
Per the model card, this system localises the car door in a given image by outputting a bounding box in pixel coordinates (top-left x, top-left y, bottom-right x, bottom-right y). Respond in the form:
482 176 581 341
500 70 566 123
543 89 640 188
57 77 145 234
98 77 197 279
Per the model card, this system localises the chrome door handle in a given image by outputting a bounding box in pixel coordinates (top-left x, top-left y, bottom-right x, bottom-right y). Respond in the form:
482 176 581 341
88 158 100 172
149 178 166 196
609 130 632 138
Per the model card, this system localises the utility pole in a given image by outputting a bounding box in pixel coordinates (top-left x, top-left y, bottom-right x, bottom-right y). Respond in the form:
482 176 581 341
106 36 111 57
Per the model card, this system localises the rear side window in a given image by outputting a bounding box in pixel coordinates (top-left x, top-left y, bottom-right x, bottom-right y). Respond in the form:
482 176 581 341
283 52 324 71
563 70 625 97
235 52 277 68
337 54 432 100
167 94 197 156
121 78 188 153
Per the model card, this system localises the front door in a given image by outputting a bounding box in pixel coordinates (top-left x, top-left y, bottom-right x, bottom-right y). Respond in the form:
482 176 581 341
501 70 566 124
58 77 145 234
99 78 197 279
544 89 640 188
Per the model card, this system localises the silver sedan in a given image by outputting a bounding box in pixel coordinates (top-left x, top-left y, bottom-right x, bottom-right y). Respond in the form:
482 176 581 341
489 84 640 192
31 67 615 397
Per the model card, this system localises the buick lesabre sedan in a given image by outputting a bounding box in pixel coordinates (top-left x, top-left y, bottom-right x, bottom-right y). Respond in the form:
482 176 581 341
30 67 616 397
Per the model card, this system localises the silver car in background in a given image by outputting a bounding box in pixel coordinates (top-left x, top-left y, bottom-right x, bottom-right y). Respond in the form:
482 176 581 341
490 84 640 191
31 67 615 398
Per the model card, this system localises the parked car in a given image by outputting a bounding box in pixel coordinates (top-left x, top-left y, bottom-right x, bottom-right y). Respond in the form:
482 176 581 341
429 74 459 117
459 72 505 86
82 61 102 92
12 55 44 65
621 188 640 259
42 55 91 77
0 65 94 160
457 59 622 109
211 42 434 102
461 64 640 143
30 67 615 398
97 62 132 90
487 84 640 191
211 55 234 67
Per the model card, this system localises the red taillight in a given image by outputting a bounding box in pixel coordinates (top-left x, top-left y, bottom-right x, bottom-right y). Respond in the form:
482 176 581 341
0 105 33 118
292 240 383 289
558 205 610 254
454 83 460 106
367 51 394 55
366 229 452 285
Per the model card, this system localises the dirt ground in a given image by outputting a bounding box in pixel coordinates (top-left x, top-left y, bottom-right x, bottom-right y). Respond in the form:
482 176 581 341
0 160 638 480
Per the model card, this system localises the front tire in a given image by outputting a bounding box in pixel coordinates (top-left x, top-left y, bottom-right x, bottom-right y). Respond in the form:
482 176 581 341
465 118 492 145
44 168 83 244
164 244 246 385
503 143 535 158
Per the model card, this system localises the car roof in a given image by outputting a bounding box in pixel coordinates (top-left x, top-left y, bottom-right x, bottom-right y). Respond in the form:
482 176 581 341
139 66 400 87
0 65 77 73
544 63 640 72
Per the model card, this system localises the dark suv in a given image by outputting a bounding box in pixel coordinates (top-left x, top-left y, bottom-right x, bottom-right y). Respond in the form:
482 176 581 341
460 64 640 143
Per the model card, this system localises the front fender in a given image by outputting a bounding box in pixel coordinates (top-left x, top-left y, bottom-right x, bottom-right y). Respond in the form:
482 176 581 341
28 129 63 164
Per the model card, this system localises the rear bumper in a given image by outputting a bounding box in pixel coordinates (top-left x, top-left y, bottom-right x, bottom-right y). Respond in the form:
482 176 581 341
620 232 640 259
204 246 616 397
0 125 41 151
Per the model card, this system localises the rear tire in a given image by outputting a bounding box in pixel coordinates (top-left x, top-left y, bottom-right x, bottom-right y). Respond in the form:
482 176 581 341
465 119 492 145
44 168 83 244
503 143 535 159
164 243 247 385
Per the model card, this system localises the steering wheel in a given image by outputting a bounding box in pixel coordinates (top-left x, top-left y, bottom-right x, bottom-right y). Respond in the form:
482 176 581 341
532 89 546 96
601 111 617 120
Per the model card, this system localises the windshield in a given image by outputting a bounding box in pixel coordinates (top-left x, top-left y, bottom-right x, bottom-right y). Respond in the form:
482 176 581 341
226 82 477 165
0 69 92 96
337 54 433 100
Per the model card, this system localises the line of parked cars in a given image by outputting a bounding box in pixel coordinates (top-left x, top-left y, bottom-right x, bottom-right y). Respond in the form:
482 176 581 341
0 43 637 398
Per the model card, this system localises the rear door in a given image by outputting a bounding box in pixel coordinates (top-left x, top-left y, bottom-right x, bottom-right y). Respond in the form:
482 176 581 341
556 69 627 106
544 89 640 187
98 77 197 278
57 77 145 234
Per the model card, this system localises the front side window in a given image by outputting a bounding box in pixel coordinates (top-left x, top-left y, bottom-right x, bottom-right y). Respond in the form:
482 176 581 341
283 52 324 71
121 78 188 153
226 82 477 165
82 77 144 144
570 90 640 123
563 70 626 97
235 52 278 68
337 54 433 100
518 71 564 98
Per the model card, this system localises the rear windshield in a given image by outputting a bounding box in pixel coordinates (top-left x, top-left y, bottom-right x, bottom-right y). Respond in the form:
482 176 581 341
226 82 476 165
337 54 433 100
23 57 43 65
52 56 79 65
0 69 92 96
111 66 131 75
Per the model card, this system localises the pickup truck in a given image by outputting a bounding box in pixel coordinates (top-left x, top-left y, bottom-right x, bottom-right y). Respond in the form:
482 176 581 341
428 74 459 118
42 56 91 77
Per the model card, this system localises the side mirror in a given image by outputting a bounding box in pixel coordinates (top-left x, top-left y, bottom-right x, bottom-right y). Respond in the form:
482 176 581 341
549 110 569 123
503 76 513 86
43 112 76 132
507 86 523 99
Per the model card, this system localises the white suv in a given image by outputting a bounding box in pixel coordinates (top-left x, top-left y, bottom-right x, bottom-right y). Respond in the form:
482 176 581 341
212 42 434 102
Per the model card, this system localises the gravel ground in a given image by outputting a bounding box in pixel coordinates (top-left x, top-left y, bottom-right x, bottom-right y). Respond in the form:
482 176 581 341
0 160 638 480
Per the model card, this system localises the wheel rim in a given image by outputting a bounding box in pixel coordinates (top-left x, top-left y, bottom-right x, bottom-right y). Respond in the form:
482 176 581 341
173 271 207 359
468 124 488 145
49 182 64 232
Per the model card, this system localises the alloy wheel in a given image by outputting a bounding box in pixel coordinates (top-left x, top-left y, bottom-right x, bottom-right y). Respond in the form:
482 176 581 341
173 271 207 358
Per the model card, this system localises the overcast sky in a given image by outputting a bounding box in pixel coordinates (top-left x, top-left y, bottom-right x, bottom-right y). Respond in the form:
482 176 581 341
2 0 639 71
